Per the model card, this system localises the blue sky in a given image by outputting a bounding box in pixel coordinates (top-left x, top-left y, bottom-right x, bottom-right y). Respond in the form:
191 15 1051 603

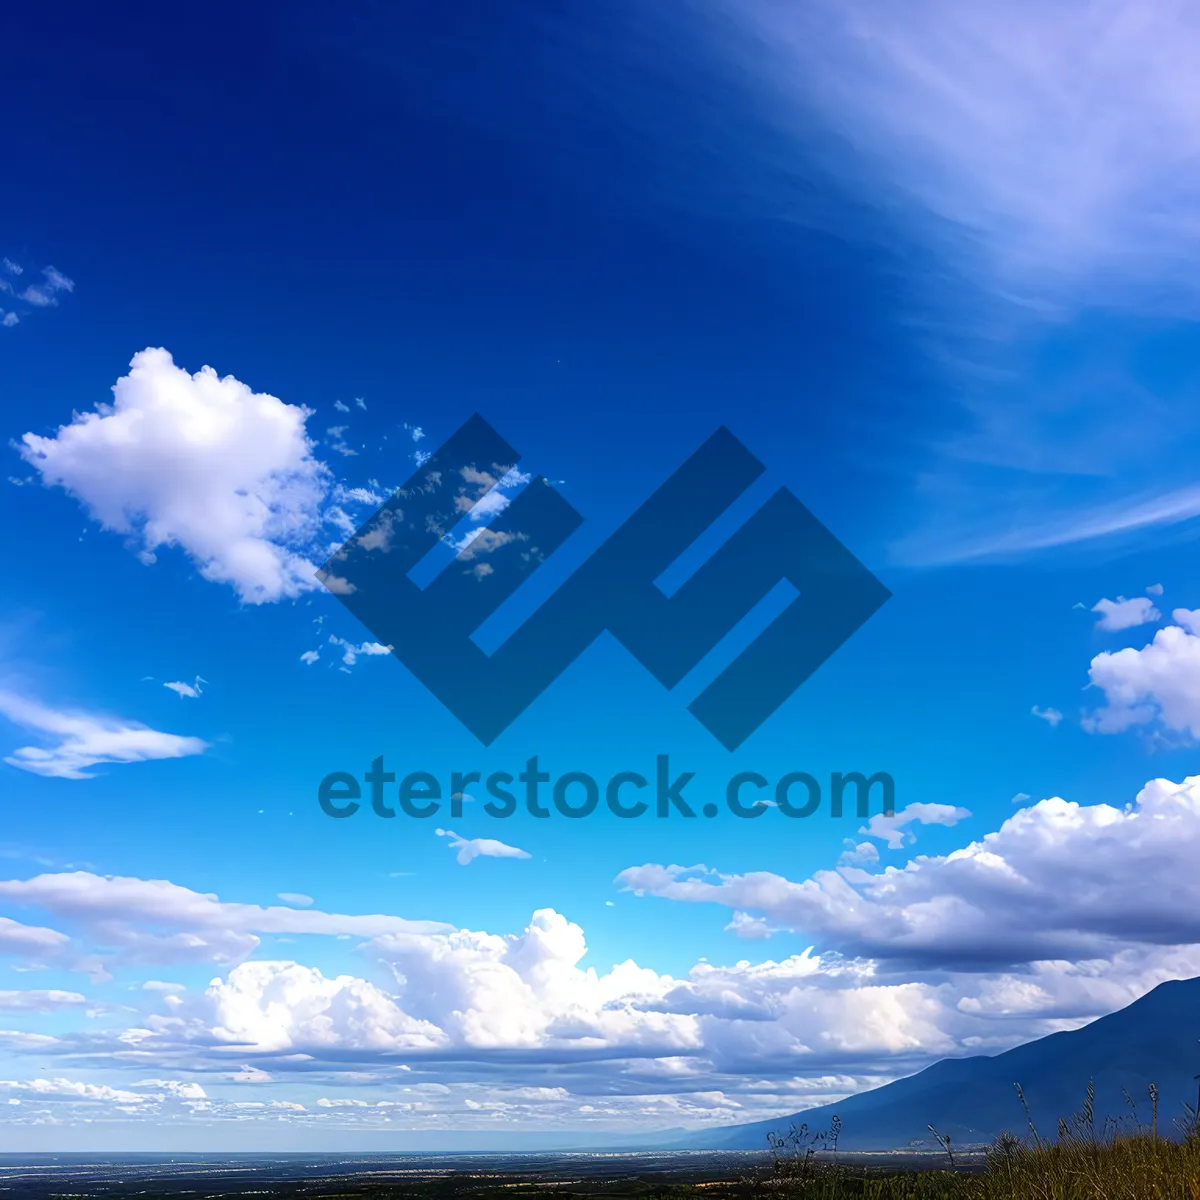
4 0 1200 1151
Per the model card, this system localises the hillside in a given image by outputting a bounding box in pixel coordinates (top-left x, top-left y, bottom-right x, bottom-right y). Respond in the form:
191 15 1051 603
682 976 1200 1151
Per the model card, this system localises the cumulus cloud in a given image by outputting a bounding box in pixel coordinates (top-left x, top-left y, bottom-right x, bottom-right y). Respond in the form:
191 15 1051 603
27 897 1197 1100
8 770 1200 1126
1092 595 1161 631
1085 608 1200 735
7 777 1200 1126
328 909 695 1056
203 960 444 1054
19 348 332 604
435 828 531 866
0 691 207 780
618 773 1200 970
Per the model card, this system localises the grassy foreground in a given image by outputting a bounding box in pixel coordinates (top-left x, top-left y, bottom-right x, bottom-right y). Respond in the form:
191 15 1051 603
663 1084 1200 1200
665 1139 1200 1199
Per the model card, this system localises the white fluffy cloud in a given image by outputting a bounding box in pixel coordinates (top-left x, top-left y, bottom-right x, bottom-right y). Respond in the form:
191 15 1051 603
203 960 445 1054
1092 595 1161 631
198 910 696 1060
36 897 1200 1102
19 348 332 604
0 691 207 780
618 774 1200 968
7 771 1200 1128
1085 608 1200 735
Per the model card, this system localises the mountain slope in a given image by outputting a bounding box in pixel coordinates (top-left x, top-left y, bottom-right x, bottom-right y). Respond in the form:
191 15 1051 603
683 976 1200 1151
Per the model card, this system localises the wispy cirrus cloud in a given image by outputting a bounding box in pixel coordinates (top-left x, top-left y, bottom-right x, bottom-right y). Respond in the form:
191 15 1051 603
704 0 1200 565
0 261 73 327
0 989 87 1012
893 480 1200 567
163 675 206 700
0 870 452 971
727 0 1200 302
20 265 74 307
435 828 531 866
0 915 68 958
0 691 207 780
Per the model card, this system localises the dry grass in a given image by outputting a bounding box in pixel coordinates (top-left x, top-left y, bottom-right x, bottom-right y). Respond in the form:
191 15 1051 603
675 1081 1200 1200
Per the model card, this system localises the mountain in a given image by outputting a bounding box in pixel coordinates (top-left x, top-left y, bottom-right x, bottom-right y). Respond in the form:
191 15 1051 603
681 976 1200 1151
